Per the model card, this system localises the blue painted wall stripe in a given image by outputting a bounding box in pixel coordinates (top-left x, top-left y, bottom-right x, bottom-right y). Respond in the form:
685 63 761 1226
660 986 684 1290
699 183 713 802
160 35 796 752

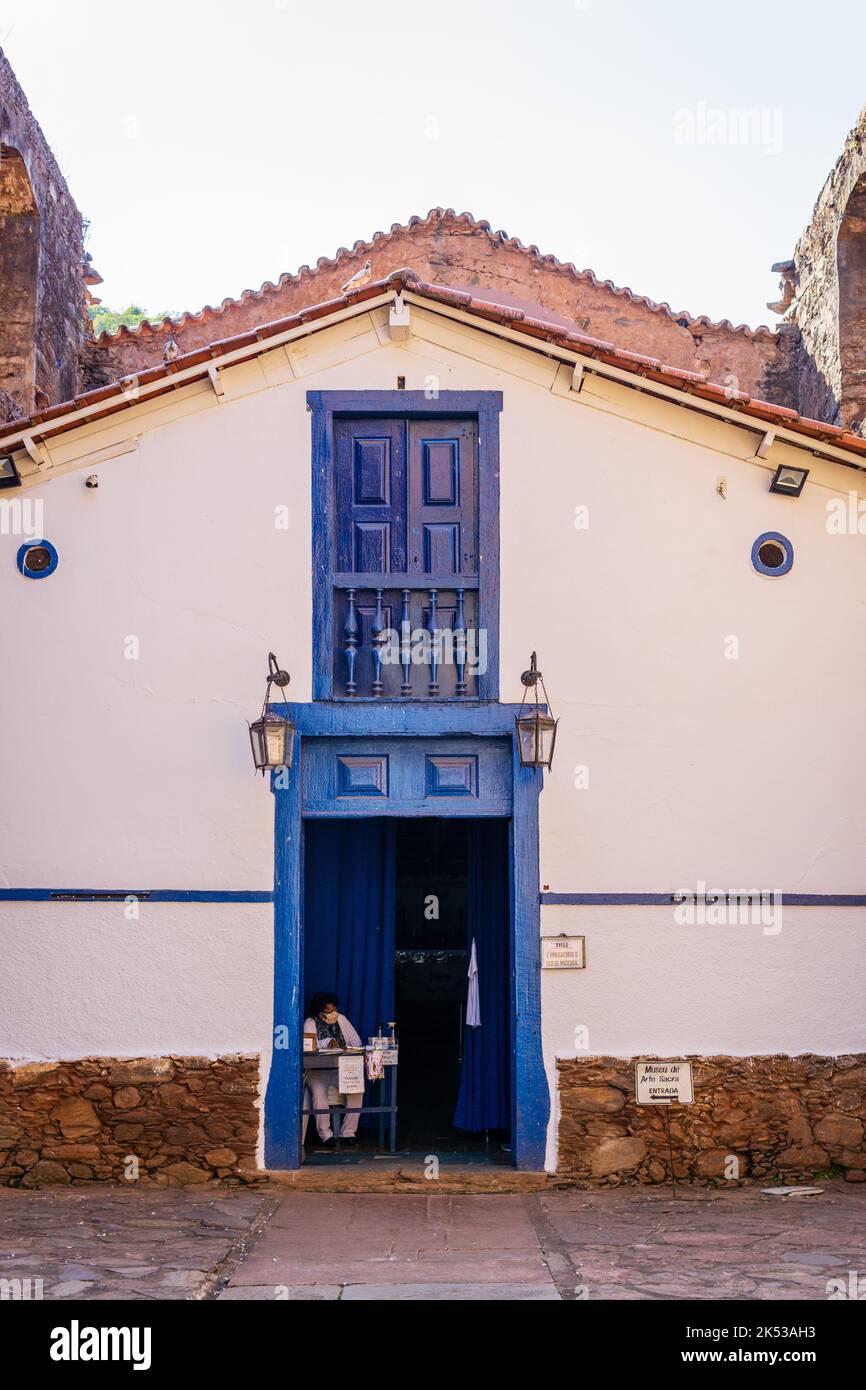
540 892 866 907
0 889 273 903
4 889 861 907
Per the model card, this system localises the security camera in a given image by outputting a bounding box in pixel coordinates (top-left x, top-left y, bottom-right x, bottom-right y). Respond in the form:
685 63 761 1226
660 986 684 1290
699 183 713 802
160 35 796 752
85 474 98 488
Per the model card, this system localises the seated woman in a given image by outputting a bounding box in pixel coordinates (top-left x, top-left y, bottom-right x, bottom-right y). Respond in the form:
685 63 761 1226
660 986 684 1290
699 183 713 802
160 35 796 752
303 991 364 1148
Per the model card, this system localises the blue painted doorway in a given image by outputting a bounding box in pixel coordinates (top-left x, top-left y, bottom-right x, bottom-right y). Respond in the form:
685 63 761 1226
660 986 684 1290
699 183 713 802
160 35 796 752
302 816 511 1158
264 708 549 1171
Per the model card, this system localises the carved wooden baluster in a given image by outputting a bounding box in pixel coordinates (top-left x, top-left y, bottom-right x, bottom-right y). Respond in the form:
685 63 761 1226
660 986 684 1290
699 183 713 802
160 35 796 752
400 588 412 697
428 587 439 695
344 587 358 696
371 587 385 696
454 587 467 696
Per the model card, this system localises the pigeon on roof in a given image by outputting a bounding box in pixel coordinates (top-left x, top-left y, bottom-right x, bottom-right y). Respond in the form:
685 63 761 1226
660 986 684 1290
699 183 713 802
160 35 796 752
340 260 373 294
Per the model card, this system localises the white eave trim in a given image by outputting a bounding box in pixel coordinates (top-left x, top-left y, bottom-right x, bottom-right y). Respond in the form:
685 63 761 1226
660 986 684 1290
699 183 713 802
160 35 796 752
0 291 394 457
399 290 866 474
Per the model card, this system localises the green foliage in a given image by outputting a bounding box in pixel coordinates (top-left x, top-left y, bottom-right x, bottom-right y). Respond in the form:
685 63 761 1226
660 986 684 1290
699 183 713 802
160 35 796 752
88 304 176 337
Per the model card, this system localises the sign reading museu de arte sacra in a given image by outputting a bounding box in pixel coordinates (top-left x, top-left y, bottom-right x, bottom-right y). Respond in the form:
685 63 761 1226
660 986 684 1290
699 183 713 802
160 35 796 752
635 1061 694 1105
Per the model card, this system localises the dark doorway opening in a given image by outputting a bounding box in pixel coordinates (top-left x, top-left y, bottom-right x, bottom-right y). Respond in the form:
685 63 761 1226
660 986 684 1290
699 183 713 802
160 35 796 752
302 816 511 1163
396 819 509 1154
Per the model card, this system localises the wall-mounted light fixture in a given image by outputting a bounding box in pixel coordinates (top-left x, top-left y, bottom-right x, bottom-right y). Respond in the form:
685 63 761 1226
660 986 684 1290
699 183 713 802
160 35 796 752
516 652 558 770
769 463 809 497
0 455 21 490
248 652 295 776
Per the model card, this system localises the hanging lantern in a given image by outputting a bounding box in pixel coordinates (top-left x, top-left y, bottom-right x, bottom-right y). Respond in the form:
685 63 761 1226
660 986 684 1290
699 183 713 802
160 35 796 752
516 652 558 769
248 653 295 775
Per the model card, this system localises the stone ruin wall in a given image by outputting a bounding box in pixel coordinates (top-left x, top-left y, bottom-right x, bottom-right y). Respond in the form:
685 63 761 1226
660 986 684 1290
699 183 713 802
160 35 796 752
0 48 87 421
781 108 866 430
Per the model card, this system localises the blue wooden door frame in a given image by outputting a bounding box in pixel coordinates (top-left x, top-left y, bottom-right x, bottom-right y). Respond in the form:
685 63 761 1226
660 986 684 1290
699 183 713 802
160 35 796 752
263 703 549 1170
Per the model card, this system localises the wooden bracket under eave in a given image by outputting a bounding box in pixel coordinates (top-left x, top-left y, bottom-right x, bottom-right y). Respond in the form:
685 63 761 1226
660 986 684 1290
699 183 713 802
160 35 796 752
389 294 412 341
21 433 49 469
207 364 226 399
755 428 775 458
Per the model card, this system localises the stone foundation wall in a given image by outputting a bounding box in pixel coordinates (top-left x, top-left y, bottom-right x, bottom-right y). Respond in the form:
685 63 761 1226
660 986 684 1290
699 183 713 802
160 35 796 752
557 1055 866 1186
0 1055 260 1187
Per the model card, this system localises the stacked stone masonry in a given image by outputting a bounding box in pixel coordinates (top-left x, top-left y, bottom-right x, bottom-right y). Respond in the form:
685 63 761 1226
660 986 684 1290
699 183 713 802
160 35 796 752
0 48 88 419
557 1055 866 1186
786 108 866 427
0 1055 260 1187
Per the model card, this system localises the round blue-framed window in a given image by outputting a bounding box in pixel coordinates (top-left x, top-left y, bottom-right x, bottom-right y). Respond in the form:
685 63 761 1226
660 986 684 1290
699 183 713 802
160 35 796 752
17 539 59 579
751 531 793 577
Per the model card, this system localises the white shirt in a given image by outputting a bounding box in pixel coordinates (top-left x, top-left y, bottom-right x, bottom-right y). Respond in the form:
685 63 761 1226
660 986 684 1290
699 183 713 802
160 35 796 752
303 1013 362 1050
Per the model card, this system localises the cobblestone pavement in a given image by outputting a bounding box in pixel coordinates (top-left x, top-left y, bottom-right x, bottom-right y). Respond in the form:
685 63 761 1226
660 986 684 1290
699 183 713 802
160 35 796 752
1 1183 864 1301
0 1187 275 1300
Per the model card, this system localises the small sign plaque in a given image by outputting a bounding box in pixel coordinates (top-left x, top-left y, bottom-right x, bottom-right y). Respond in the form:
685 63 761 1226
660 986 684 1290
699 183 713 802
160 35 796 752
541 934 586 969
635 1060 693 1105
337 1054 366 1094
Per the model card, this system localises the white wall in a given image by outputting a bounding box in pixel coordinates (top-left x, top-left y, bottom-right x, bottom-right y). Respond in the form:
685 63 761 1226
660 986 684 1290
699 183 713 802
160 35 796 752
539 904 866 1059
497 375 866 895
0 903 273 1058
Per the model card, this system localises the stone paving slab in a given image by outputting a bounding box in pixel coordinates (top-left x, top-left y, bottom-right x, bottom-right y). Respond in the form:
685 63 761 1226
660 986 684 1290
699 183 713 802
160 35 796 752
0 1187 272 1301
340 1282 561 1300
229 1251 553 1286
540 1186 866 1301
227 1192 555 1291
218 1284 342 1300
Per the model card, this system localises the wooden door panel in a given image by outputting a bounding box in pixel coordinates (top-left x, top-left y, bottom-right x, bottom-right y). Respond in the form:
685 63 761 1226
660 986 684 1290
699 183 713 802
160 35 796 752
408 419 477 577
335 418 407 574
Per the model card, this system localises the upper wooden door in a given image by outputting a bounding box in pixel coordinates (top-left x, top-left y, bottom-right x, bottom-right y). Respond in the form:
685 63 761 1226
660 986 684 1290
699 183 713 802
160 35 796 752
331 415 480 698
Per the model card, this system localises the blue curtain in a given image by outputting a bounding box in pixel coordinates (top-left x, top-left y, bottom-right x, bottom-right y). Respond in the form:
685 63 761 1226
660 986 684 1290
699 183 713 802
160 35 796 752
453 820 510 1132
303 819 396 1045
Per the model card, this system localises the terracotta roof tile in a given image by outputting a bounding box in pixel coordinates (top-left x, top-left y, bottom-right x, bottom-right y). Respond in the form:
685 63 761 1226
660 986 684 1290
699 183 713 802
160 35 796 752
91 208 777 345
3 269 863 469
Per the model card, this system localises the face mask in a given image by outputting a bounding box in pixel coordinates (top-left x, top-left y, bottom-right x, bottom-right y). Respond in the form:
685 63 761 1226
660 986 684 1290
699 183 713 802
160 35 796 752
323 1010 338 1024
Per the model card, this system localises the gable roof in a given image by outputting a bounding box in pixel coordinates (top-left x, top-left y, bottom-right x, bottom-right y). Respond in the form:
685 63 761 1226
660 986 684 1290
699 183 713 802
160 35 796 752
92 209 776 348
3 269 864 473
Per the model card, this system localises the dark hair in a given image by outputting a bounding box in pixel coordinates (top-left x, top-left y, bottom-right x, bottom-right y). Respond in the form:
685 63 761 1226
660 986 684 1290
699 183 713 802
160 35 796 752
309 990 339 1017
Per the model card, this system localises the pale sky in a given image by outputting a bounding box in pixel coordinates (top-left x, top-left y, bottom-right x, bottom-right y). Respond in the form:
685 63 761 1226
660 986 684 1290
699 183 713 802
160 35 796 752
2 0 864 330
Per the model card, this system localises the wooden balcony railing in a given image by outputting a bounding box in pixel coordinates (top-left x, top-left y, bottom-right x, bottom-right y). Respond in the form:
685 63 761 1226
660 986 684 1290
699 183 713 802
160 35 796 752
332 575 482 699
